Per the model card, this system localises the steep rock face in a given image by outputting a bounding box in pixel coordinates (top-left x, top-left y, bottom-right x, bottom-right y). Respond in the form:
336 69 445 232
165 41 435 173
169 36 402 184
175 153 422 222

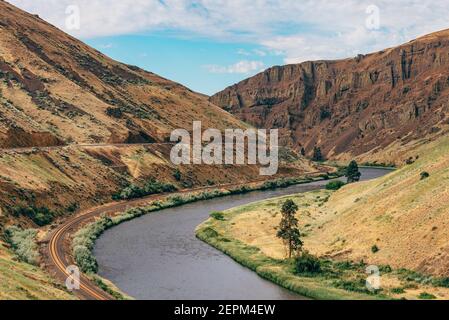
211 30 449 163
0 1 244 148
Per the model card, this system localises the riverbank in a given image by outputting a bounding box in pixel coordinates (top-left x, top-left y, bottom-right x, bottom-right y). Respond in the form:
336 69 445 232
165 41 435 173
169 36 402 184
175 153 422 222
196 192 385 300
196 161 449 300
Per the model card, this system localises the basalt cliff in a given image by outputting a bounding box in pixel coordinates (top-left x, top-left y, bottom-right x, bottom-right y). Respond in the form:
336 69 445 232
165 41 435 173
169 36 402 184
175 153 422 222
211 30 449 164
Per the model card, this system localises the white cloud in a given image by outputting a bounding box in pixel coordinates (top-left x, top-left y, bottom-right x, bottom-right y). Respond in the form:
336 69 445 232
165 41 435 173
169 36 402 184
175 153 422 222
253 49 267 57
237 49 251 56
98 43 115 49
204 60 264 74
7 0 449 64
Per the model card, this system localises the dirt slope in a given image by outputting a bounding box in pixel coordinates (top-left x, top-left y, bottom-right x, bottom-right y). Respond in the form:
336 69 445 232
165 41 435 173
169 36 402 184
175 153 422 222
0 0 245 148
0 144 319 222
211 29 449 164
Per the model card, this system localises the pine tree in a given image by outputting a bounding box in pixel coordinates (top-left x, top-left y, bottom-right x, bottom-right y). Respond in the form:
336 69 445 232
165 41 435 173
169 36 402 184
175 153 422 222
312 146 323 162
300 147 306 157
346 160 362 183
277 200 303 258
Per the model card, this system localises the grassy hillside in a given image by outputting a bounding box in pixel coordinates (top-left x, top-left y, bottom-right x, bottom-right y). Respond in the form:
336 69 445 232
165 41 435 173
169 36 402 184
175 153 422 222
197 135 449 299
0 144 320 226
307 135 449 276
0 240 74 300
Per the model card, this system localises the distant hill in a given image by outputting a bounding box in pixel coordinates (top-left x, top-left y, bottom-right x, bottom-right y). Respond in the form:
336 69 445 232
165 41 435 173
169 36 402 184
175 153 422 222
211 29 449 165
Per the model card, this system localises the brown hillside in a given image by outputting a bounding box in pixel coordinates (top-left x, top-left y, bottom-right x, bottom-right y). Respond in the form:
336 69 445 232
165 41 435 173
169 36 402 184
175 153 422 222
211 29 449 164
0 0 245 148
0 1 322 223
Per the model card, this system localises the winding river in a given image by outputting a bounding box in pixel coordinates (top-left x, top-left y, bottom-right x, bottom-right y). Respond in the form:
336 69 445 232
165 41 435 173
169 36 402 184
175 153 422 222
94 168 391 300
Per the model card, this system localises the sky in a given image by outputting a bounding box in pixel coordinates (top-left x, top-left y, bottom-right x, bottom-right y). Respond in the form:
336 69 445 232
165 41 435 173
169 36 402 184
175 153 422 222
7 0 449 95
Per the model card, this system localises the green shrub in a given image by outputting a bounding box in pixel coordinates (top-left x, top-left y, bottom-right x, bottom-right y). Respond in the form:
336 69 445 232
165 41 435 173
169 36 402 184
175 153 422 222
391 287 405 294
312 146 324 162
200 227 219 239
379 265 392 273
418 292 436 300
371 245 380 254
420 172 430 180
169 195 185 206
114 179 178 200
262 180 278 190
210 211 225 221
333 278 371 294
11 206 56 226
92 277 125 300
295 252 322 275
229 186 252 195
432 277 449 288
4 226 39 265
320 108 332 121
346 160 361 183
173 169 182 181
74 245 98 273
326 180 346 190
334 260 359 271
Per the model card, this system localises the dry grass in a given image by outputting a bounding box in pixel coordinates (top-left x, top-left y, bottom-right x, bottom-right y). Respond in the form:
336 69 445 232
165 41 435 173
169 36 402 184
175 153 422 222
308 136 449 277
200 135 449 299
0 241 75 300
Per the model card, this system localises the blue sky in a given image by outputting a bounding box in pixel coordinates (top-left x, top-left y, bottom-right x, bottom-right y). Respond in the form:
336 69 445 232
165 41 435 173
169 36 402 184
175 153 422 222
86 34 282 95
8 0 449 95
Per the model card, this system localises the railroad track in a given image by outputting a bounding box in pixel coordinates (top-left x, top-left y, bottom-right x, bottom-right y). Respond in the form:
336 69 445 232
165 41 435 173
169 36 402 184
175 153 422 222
45 173 325 300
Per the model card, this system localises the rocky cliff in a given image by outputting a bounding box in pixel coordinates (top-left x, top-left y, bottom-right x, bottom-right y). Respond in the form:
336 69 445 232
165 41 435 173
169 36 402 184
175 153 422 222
211 30 449 164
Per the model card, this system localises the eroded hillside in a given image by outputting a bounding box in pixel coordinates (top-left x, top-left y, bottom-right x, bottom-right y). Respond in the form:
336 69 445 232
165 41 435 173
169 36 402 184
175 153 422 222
0 0 245 148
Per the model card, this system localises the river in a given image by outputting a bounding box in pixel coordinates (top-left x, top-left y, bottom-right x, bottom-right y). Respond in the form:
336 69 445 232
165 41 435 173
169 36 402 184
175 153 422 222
93 168 391 300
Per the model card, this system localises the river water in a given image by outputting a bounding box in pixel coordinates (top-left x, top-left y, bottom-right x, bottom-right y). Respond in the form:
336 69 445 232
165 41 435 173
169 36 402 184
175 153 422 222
94 168 390 300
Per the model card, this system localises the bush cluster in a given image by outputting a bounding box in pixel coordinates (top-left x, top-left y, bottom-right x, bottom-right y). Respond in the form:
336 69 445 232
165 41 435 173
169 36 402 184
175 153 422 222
11 206 56 226
113 179 177 200
210 211 225 221
295 252 322 275
326 180 346 190
4 226 39 265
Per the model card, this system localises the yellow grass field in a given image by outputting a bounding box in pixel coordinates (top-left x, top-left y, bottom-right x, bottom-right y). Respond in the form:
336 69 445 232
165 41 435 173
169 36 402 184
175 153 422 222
0 241 75 300
197 135 449 300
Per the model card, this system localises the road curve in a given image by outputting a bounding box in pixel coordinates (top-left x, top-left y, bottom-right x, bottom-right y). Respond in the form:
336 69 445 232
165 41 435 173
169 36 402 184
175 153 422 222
45 176 326 300
48 212 112 300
